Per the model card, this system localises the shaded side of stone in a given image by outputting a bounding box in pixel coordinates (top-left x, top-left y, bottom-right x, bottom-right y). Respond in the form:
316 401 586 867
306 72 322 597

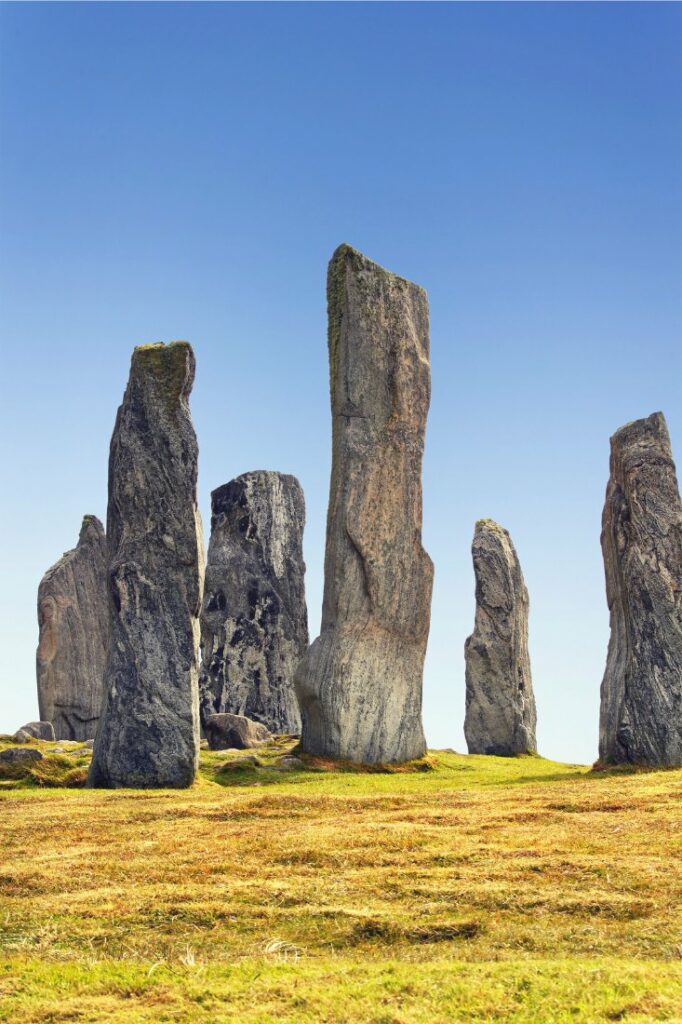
599 411 682 767
36 516 108 740
464 520 537 756
199 471 308 734
295 244 433 764
89 342 204 789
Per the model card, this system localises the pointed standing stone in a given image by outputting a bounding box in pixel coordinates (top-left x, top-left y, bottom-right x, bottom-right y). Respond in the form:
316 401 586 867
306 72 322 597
36 515 108 740
295 244 433 764
464 520 537 756
199 471 308 734
599 412 682 767
89 342 204 788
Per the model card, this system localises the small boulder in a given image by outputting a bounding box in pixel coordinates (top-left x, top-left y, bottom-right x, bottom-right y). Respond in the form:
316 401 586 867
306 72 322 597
205 713 271 751
0 747 43 765
276 756 305 771
219 754 262 770
14 722 55 742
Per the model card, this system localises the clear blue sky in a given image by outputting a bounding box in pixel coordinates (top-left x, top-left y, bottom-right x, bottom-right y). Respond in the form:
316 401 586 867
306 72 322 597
1 2 680 763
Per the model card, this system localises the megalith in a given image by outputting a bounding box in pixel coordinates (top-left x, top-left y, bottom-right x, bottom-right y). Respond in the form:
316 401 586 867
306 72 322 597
464 520 537 756
89 341 204 788
36 515 108 740
295 244 433 763
599 412 682 767
199 471 308 734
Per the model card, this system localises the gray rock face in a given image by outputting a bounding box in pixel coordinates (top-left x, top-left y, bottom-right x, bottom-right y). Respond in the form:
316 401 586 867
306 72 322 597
89 342 204 789
205 713 271 750
295 244 433 764
599 412 682 767
14 722 55 742
199 471 308 734
464 520 537 756
36 516 108 740
0 747 43 765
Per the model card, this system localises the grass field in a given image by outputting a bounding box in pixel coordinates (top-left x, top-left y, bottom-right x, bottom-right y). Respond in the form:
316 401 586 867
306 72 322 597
1 736 681 1023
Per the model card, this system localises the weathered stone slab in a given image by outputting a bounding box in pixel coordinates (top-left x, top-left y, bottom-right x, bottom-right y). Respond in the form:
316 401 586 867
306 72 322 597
14 722 55 742
89 342 204 788
36 516 108 740
205 713 271 750
295 244 433 763
199 471 308 734
599 412 682 767
464 520 537 756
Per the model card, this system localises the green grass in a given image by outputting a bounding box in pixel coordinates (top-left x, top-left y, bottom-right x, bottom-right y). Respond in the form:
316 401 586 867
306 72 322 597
1 737 681 1022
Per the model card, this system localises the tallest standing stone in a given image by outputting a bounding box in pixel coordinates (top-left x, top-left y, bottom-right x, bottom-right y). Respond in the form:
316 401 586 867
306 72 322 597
295 245 433 763
89 342 204 788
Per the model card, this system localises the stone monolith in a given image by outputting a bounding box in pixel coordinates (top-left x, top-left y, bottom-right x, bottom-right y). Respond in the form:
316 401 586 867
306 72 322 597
89 341 204 788
36 516 108 740
199 471 308 734
599 412 682 767
464 520 537 756
294 244 433 763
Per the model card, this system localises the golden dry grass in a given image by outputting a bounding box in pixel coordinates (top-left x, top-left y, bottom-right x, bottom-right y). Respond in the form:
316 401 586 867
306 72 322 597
1 737 681 1022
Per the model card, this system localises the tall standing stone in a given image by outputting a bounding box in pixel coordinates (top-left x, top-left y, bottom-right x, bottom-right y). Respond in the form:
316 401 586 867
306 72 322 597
295 244 433 764
36 515 108 741
89 342 204 788
599 412 682 767
464 520 537 756
199 471 308 734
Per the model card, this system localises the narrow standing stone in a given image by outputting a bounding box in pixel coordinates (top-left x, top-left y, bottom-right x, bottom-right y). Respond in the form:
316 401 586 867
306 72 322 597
599 412 682 767
199 471 308 734
36 515 108 740
89 342 204 788
464 520 537 756
295 244 433 763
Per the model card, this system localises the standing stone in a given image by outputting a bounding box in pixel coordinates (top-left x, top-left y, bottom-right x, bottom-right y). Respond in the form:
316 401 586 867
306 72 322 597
199 471 308 734
464 520 537 756
89 342 204 788
36 516 108 741
599 412 682 767
295 244 433 764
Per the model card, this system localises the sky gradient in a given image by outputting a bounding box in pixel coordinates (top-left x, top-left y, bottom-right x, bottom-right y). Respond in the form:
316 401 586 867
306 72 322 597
1 2 680 764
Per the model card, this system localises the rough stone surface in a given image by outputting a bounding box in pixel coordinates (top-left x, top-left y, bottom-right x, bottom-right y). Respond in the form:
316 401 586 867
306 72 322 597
88 342 204 789
0 747 43 765
36 516 108 740
295 244 433 764
599 412 682 767
14 722 55 742
204 713 271 750
199 471 308 734
464 520 537 756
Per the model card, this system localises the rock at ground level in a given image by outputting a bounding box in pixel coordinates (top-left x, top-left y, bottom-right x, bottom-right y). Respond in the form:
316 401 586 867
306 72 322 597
205 713 271 750
14 722 55 742
0 747 43 765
